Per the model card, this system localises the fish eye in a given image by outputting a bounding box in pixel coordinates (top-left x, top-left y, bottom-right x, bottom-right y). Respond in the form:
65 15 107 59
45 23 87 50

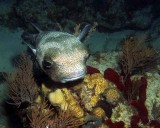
42 60 53 69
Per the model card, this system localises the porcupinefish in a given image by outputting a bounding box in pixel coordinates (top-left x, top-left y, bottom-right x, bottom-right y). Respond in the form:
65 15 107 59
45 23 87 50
22 24 91 83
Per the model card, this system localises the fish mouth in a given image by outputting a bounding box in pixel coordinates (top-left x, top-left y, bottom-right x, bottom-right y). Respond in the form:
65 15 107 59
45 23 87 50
61 73 86 83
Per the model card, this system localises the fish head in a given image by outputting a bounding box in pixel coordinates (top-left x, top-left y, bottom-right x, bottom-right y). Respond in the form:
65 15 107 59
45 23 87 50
37 36 89 83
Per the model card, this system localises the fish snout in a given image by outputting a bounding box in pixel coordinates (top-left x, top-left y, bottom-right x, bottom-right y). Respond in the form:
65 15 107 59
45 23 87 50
61 69 86 83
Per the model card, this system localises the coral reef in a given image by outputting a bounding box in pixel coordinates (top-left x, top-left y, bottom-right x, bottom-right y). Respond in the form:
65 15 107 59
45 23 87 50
104 66 160 127
37 72 125 127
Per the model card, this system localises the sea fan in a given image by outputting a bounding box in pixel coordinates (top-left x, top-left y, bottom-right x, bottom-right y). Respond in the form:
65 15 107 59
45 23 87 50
27 99 54 128
48 109 84 128
119 35 160 80
5 53 39 107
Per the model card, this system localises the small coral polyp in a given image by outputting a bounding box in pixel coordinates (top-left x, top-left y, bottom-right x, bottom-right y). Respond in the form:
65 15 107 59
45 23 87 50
93 107 106 118
103 87 121 105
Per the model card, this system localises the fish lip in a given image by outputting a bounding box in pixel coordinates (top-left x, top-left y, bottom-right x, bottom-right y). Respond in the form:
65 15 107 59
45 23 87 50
61 73 86 83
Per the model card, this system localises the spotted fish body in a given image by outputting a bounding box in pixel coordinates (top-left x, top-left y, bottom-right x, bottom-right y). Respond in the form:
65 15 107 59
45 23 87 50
22 24 91 83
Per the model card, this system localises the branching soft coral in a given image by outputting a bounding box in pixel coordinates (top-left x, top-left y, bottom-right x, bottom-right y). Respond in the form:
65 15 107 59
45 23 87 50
28 99 54 128
5 53 39 107
119 35 160 79
48 109 84 128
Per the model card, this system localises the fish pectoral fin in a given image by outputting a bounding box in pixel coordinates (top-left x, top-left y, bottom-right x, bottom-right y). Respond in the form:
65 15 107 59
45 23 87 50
77 24 91 41
30 48 36 55
21 32 37 55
